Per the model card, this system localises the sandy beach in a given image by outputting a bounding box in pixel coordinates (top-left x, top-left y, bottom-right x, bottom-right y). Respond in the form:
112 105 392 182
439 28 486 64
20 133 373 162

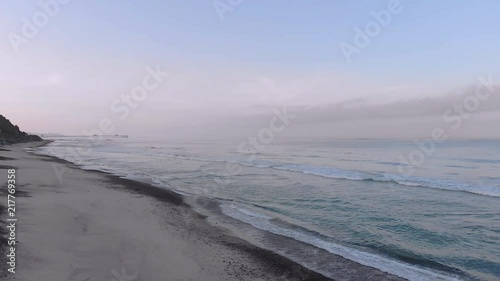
0 142 405 281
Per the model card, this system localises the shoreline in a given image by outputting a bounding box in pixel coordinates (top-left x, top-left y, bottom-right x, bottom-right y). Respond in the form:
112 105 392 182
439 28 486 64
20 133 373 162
0 141 334 280
0 141 406 280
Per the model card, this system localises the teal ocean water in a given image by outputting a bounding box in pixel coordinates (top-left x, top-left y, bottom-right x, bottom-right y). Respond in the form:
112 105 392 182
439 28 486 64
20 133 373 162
38 138 500 280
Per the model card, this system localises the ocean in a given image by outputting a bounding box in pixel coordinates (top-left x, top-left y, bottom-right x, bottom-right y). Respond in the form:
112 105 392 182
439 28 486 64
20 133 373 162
36 138 500 281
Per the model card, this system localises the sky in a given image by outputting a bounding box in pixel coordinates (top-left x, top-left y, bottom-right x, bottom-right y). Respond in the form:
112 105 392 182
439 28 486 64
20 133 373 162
1 0 499 140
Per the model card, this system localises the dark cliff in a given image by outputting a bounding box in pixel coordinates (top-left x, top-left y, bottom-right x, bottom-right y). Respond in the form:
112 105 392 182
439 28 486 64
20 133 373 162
0 115 43 145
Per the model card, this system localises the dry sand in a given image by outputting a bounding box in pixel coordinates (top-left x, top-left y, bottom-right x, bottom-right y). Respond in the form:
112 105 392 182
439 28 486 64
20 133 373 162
0 142 406 281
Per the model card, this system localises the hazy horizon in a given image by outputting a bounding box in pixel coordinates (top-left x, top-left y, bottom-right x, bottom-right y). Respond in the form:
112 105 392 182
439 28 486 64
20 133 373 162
2 1 500 140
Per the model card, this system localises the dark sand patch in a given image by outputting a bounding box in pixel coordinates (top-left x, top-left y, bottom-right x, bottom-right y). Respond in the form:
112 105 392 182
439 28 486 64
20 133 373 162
0 156 15 161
